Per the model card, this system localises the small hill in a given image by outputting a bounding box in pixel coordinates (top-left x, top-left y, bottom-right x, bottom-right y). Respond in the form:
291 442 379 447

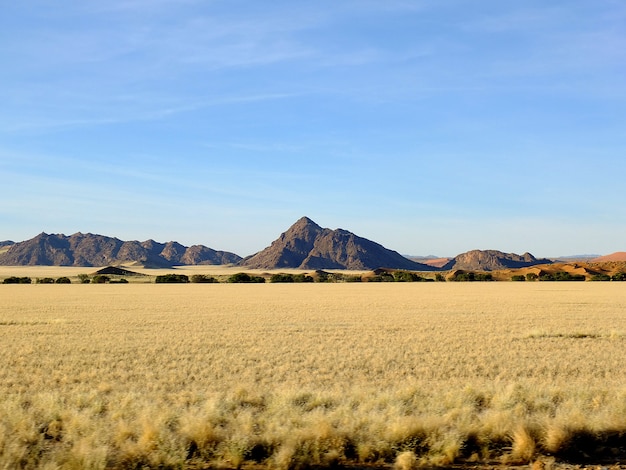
240 217 437 271
443 249 552 271
0 232 242 267
93 266 145 276
591 252 626 262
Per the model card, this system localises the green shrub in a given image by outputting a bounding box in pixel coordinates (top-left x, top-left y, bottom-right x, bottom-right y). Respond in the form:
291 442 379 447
109 278 128 284
37 277 55 284
190 274 218 283
77 274 90 284
92 275 110 284
227 273 265 283
451 272 493 282
590 274 611 282
393 271 420 282
3 276 32 284
292 274 314 283
155 274 189 283
526 273 539 281
435 273 446 282
511 275 526 282
612 272 626 281
270 273 295 283
55 277 71 284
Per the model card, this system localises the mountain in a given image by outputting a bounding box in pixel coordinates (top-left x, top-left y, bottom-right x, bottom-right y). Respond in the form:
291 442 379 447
591 252 626 262
0 232 242 267
442 249 552 271
240 217 437 271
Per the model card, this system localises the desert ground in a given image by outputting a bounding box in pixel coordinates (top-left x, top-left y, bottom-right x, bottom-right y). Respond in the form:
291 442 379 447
1 272 626 469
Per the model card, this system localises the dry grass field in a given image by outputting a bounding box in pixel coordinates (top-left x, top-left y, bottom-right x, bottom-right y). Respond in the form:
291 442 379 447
1 279 626 469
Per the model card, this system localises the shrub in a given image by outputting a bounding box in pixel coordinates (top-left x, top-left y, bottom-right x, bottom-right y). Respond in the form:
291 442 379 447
451 272 493 282
109 278 128 284
228 273 265 283
393 271 421 282
55 277 71 284
3 276 32 284
155 274 189 283
526 273 538 281
612 272 626 281
190 274 218 283
292 273 314 283
92 275 110 284
37 277 55 284
270 273 295 283
435 273 446 282
77 274 90 284
590 273 611 282
367 273 395 282
511 275 526 282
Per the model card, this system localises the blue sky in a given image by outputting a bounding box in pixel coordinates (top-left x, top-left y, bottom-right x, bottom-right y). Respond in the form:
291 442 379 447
1 0 624 258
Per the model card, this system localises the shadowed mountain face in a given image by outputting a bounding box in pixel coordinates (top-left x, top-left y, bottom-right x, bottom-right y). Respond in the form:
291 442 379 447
442 249 552 271
240 217 436 271
0 232 242 267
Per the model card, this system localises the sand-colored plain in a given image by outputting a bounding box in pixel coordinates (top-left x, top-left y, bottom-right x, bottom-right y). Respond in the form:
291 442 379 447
1 282 626 468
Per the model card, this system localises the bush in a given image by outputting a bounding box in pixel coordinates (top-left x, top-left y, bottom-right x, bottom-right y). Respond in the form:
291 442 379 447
92 275 110 284
511 275 526 282
293 273 314 283
155 274 189 283
77 274 90 284
435 273 446 282
612 272 626 281
37 277 55 284
270 273 295 283
590 273 611 282
540 272 585 282
190 274 218 283
451 272 493 282
227 273 265 283
366 273 395 282
55 277 71 284
3 276 32 284
526 273 539 281
109 278 128 284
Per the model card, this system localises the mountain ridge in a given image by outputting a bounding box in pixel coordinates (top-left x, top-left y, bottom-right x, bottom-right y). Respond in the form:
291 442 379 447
442 249 553 271
0 232 242 267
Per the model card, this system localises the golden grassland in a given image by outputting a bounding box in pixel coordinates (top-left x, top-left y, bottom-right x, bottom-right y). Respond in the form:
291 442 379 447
1 281 626 469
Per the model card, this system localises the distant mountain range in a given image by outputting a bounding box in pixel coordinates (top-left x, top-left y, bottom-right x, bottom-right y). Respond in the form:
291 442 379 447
0 217 622 271
0 232 241 268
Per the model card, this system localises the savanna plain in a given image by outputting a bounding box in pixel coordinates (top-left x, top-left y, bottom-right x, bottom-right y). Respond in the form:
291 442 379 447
2 278 626 470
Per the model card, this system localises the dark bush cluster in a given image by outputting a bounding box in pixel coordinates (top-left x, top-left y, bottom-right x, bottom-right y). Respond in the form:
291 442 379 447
155 274 190 283
451 272 493 282
3 276 32 284
612 272 626 281
393 271 434 282
511 275 526 282
227 273 266 283
539 272 585 281
269 273 314 283
190 274 218 283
